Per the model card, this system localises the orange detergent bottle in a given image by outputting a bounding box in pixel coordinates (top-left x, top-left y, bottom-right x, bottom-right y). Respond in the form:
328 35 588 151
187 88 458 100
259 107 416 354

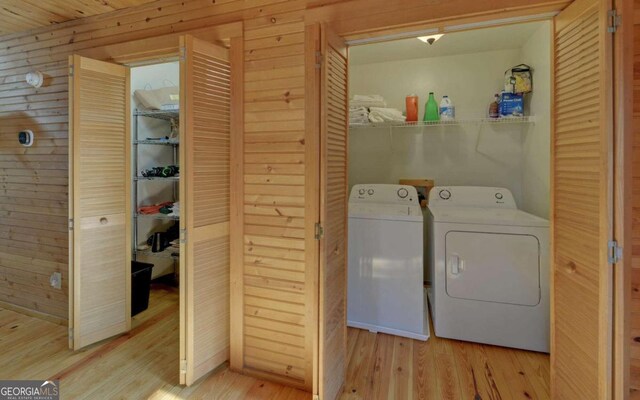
405 94 418 122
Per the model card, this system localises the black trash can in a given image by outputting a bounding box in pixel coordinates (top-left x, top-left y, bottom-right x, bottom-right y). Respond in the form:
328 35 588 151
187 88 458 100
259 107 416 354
131 261 154 316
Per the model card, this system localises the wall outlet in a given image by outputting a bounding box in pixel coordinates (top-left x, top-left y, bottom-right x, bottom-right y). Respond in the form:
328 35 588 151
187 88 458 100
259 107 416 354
50 272 61 289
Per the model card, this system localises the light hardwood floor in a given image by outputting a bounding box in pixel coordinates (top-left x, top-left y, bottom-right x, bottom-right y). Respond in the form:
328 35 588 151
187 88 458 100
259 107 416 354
0 284 549 399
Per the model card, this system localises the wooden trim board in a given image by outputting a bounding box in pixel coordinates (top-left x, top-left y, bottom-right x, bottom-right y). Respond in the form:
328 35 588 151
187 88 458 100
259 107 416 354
229 32 245 373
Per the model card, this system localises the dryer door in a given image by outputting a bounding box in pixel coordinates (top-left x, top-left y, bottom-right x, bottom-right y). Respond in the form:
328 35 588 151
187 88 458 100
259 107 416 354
445 231 540 306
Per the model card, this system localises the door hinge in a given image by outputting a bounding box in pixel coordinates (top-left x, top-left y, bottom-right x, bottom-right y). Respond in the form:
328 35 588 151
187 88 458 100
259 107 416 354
315 222 324 240
608 240 622 264
68 327 74 341
179 46 186 61
69 65 74 77
180 359 187 374
68 218 74 231
608 9 620 33
312 395 320 400
180 228 187 244
315 51 323 69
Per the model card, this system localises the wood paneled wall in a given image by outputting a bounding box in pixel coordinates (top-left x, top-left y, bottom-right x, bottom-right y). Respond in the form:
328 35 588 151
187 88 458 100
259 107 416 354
0 0 569 391
238 6 312 390
631 0 640 392
0 0 308 321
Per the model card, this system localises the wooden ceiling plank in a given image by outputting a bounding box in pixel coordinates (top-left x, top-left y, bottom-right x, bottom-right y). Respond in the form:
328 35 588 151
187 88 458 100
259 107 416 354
0 0 299 72
0 0 158 36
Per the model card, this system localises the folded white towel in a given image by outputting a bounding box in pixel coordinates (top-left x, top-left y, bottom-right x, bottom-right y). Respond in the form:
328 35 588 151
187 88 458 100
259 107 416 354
368 107 405 123
353 94 384 102
350 94 386 109
349 106 370 125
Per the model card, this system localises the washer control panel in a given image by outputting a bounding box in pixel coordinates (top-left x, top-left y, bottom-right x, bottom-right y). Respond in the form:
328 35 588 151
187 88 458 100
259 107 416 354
350 184 419 205
428 186 517 208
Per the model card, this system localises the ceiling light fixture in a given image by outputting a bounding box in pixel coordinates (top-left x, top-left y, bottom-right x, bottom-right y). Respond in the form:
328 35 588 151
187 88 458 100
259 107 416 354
417 34 444 45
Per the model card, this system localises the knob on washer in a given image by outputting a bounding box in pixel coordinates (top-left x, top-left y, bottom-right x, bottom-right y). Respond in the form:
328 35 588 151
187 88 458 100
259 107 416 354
439 189 451 200
397 188 409 198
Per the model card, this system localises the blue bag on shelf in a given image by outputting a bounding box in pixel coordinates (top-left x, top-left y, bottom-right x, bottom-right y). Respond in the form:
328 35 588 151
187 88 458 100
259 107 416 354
499 92 524 117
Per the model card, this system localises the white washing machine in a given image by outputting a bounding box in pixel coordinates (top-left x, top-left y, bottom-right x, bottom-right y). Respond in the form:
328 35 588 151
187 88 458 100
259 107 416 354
427 186 549 352
348 184 429 341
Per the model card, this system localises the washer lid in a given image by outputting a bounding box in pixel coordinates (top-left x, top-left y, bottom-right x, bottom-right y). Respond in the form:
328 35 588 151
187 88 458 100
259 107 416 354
349 203 423 222
429 206 549 227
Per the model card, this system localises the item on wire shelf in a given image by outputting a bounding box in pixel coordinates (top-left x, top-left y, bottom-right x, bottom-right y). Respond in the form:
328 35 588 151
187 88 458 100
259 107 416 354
424 92 439 122
350 94 387 109
138 201 174 215
488 94 500 118
167 202 180 218
368 107 406 123
141 165 179 178
134 81 179 110
499 92 524 117
146 223 180 253
405 94 419 122
349 106 370 125
504 64 532 94
439 95 455 121
144 136 179 144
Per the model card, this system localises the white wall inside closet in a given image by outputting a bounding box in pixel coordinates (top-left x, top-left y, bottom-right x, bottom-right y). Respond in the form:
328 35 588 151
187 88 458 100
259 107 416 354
348 21 550 218
131 61 179 278
520 22 551 218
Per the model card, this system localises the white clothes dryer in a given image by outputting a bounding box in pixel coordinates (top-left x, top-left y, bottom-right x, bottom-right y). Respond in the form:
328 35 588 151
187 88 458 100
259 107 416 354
427 186 549 352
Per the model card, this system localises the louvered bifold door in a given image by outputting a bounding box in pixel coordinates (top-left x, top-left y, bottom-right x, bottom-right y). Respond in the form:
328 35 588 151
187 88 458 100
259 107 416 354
179 35 231 386
68 55 131 350
318 25 348 400
552 0 614 398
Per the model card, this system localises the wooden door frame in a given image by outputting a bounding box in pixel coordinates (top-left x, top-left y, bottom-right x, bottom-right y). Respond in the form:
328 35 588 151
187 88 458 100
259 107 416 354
305 1 633 399
612 0 633 398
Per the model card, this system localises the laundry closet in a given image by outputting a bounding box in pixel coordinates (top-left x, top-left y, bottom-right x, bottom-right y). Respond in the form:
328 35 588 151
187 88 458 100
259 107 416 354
344 21 552 351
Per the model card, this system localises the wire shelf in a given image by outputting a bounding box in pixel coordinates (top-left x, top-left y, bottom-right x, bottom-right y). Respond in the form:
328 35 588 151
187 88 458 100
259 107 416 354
135 176 180 181
136 247 180 259
134 109 180 121
135 213 180 220
134 139 179 146
349 116 535 130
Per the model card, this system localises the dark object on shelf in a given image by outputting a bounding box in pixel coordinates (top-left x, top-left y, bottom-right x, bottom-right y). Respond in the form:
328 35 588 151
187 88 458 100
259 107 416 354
141 165 179 178
131 261 154 316
151 232 166 252
147 223 180 252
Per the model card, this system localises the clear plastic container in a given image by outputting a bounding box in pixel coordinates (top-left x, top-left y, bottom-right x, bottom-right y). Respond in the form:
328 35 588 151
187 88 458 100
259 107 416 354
439 95 455 120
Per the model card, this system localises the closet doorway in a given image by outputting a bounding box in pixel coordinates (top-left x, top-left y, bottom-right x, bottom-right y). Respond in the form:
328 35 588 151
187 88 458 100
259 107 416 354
68 29 241 386
306 0 630 397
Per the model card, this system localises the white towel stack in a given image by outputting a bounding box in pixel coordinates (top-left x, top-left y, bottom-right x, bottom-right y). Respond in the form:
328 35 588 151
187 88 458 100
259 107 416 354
349 95 386 125
349 106 370 125
348 95 405 124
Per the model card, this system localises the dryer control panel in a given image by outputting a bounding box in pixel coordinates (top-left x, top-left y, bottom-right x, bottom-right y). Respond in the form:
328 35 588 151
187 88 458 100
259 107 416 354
428 186 517 208
350 184 419 205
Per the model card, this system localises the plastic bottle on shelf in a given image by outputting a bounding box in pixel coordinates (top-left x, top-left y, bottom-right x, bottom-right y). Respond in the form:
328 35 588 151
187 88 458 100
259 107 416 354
488 94 500 118
405 94 418 122
424 92 439 122
439 95 455 120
